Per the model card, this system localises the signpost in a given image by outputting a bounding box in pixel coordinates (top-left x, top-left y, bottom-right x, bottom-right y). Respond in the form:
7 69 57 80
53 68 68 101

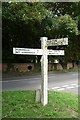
13 37 68 106
48 50 64 56
40 37 48 105
47 38 68 46
13 48 42 55
13 48 64 56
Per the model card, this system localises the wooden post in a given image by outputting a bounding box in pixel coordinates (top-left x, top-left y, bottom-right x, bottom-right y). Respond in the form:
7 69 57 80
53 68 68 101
35 89 41 102
40 37 48 106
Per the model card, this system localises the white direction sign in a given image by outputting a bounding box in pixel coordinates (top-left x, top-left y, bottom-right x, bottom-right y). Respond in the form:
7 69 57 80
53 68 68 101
47 38 68 46
13 48 42 55
13 48 64 56
48 50 64 55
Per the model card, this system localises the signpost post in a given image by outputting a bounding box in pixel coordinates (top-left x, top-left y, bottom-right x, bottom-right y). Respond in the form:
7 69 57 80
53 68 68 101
13 37 68 106
40 37 48 106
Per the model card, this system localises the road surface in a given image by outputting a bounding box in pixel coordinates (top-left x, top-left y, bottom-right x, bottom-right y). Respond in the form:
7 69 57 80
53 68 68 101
2 72 79 95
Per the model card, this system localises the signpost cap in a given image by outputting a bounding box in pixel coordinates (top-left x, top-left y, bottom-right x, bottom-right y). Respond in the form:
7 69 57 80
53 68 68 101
40 37 48 41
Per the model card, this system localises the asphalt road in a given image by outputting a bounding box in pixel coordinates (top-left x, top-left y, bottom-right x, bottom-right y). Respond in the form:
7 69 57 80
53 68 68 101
2 72 79 95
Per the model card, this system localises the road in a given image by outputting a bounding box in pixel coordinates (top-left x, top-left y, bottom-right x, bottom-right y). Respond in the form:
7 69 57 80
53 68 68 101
2 72 79 95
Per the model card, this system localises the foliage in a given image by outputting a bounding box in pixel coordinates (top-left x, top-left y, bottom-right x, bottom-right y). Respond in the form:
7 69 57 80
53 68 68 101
2 2 80 63
2 90 78 118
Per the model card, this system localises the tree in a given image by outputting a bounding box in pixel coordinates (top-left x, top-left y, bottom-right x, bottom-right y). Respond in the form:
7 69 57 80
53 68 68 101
2 2 80 63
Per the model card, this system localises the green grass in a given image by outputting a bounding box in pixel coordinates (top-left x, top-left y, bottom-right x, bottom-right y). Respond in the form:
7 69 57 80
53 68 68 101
2 91 78 118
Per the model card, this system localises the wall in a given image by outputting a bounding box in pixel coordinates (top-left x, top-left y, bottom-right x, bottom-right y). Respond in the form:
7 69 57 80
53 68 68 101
67 63 73 69
57 63 63 71
2 63 34 73
2 62 77 73
2 64 8 72
14 63 34 72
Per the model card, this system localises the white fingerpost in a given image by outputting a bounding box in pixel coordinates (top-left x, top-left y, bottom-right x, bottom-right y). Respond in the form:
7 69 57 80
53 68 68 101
40 37 48 106
13 37 68 106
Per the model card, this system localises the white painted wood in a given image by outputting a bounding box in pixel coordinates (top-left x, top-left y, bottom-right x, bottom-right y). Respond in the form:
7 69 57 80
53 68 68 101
41 37 48 106
13 48 42 55
48 50 64 55
47 38 68 46
13 48 64 56
13 37 68 106
13 48 16 54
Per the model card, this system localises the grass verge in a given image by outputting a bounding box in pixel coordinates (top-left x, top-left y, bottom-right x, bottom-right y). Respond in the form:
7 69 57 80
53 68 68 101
2 91 78 118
